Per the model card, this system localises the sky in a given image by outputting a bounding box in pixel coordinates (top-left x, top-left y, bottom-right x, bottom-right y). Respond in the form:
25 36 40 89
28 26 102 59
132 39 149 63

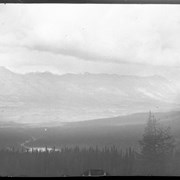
1 4 180 80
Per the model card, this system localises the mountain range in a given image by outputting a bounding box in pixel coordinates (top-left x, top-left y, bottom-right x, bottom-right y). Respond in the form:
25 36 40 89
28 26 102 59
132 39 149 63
0 66 180 124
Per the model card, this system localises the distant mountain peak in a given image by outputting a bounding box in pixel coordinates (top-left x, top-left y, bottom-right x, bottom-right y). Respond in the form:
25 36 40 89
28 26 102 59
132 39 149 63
0 66 167 81
0 66 15 75
0 66 10 71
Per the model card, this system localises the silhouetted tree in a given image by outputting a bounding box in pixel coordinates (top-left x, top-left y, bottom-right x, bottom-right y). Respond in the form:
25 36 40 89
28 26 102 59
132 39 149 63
139 112 175 175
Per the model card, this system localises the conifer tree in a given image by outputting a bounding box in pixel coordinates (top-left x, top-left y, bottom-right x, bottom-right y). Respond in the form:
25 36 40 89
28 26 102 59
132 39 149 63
139 112 175 175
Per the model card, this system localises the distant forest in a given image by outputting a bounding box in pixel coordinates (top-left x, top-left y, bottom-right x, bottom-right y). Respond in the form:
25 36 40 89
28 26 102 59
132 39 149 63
0 112 180 177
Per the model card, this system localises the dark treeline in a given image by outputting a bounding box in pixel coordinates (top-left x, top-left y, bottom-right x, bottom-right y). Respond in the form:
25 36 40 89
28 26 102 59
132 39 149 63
0 145 180 176
0 146 136 176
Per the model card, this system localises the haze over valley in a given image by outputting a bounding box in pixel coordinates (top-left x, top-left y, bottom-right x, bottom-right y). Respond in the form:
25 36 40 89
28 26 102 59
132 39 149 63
0 66 179 125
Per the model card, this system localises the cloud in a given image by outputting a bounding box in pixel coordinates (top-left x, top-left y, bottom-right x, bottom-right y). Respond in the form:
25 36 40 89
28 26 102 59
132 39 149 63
1 4 180 68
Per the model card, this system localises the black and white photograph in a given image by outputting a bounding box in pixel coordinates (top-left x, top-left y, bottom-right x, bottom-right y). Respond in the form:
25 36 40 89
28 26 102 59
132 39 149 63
0 2 180 177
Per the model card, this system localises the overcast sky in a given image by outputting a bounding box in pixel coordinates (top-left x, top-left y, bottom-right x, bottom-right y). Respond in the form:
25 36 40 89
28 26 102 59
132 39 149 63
1 4 180 80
